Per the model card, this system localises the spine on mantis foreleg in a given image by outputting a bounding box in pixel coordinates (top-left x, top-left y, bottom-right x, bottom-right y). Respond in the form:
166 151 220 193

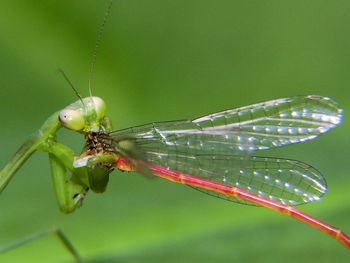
0 112 61 193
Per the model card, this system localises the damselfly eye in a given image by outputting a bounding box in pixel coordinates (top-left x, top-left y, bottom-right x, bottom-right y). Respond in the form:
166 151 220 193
59 109 85 131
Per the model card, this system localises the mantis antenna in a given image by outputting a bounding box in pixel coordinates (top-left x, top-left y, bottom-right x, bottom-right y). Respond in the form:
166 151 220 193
88 0 114 98
58 68 85 107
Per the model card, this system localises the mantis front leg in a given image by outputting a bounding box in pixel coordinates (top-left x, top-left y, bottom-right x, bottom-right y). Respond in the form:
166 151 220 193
0 127 115 262
44 139 117 212
0 133 87 262
45 141 89 213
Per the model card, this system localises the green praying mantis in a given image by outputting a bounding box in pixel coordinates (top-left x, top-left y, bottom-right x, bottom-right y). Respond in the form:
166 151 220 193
0 95 115 212
1 1 350 262
0 1 116 262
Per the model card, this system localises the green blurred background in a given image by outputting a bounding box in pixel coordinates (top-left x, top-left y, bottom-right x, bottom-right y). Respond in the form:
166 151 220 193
0 0 350 262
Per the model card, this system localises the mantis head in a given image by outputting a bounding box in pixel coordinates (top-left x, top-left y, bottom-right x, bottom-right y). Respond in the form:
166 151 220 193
58 96 106 133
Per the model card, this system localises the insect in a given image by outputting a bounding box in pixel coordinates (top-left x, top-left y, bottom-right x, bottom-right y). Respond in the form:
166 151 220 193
0 1 349 262
1 94 349 252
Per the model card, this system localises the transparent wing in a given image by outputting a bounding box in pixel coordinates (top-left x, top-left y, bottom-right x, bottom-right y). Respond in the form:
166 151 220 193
192 95 342 150
103 95 341 206
144 153 327 206
109 95 343 156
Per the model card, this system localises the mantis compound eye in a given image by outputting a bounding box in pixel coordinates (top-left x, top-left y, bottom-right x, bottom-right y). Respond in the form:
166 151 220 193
59 109 85 131
90 96 106 119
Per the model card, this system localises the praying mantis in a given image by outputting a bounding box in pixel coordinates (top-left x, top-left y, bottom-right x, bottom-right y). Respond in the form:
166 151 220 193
1 1 350 262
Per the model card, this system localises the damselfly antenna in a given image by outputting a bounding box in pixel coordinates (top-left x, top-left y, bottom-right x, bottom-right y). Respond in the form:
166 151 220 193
88 0 114 98
58 68 85 106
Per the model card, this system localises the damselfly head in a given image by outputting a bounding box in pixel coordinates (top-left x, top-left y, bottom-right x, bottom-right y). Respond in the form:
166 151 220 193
59 96 106 132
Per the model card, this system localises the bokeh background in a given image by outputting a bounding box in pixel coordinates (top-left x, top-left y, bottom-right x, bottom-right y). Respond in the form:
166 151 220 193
0 0 350 262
